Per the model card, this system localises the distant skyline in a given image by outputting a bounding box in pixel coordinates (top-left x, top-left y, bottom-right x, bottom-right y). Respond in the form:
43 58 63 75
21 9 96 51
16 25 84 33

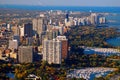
0 0 120 7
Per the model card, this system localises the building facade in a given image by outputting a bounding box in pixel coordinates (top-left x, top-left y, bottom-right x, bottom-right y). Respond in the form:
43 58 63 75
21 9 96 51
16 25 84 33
56 36 68 59
20 23 33 37
8 40 18 50
43 39 62 64
32 18 47 35
24 23 33 37
18 46 33 63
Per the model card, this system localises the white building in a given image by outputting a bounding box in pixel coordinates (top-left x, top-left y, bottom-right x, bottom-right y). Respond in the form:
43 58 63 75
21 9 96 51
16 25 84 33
7 23 11 31
19 26 24 36
43 39 62 64
99 17 106 24
90 13 98 25
8 40 18 50
56 36 67 40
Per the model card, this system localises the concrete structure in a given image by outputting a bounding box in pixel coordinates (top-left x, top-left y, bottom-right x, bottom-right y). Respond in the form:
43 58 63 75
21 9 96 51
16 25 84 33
20 23 33 37
65 12 69 24
90 13 98 25
12 25 20 36
99 17 106 24
8 40 18 50
7 23 11 31
46 28 60 40
24 23 33 37
19 26 24 36
58 27 64 35
32 18 47 35
43 39 62 64
56 36 68 59
18 46 33 63
13 35 20 43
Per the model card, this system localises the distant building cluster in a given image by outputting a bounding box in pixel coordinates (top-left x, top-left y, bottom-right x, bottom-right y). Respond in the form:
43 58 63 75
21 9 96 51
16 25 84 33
64 13 106 26
0 10 108 64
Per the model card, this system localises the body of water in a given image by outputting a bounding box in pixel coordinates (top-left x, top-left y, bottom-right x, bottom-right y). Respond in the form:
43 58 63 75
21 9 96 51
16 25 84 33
0 5 120 13
106 37 120 47
105 13 120 28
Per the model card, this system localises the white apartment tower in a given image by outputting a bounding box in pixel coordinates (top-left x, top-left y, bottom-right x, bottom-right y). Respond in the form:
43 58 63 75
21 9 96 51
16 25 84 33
19 26 24 37
43 39 62 64
90 13 98 25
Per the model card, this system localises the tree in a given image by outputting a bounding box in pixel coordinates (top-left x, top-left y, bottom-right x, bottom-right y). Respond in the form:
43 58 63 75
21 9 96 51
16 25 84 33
94 77 105 80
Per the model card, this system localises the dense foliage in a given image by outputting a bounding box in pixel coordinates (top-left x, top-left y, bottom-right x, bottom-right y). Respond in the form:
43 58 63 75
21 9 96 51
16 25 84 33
15 61 66 80
64 54 120 68
0 61 14 80
65 26 120 48
0 55 119 80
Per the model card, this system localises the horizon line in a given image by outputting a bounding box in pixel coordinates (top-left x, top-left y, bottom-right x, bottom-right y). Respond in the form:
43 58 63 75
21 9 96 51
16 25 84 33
0 4 120 7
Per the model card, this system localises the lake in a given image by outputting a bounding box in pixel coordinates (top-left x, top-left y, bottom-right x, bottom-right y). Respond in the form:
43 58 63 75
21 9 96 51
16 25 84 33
106 37 120 47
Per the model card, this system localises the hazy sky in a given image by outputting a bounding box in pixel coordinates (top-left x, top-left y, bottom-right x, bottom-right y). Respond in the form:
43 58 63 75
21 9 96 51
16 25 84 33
0 0 120 6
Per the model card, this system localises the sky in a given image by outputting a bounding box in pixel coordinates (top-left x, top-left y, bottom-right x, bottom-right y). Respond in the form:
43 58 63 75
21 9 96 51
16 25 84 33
0 0 120 6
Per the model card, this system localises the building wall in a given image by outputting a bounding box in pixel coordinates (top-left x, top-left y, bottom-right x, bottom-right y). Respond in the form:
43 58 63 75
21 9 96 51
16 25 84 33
61 40 68 59
33 18 46 35
18 46 33 63
24 23 33 37
56 36 68 59
20 26 24 37
43 39 62 64
8 40 18 50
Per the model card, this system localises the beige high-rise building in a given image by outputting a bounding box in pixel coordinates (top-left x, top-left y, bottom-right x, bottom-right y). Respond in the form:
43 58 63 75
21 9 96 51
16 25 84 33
90 13 97 25
18 46 33 63
8 40 18 50
12 25 20 36
32 18 46 35
43 39 62 64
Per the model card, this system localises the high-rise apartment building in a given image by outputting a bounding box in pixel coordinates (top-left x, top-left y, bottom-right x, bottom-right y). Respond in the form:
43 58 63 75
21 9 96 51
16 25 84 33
43 39 62 64
56 36 68 59
19 26 24 37
46 29 60 40
99 17 106 24
18 46 33 63
90 13 98 25
65 12 69 22
24 23 33 37
32 18 47 35
20 23 33 37
7 23 11 31
12 25 20 36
